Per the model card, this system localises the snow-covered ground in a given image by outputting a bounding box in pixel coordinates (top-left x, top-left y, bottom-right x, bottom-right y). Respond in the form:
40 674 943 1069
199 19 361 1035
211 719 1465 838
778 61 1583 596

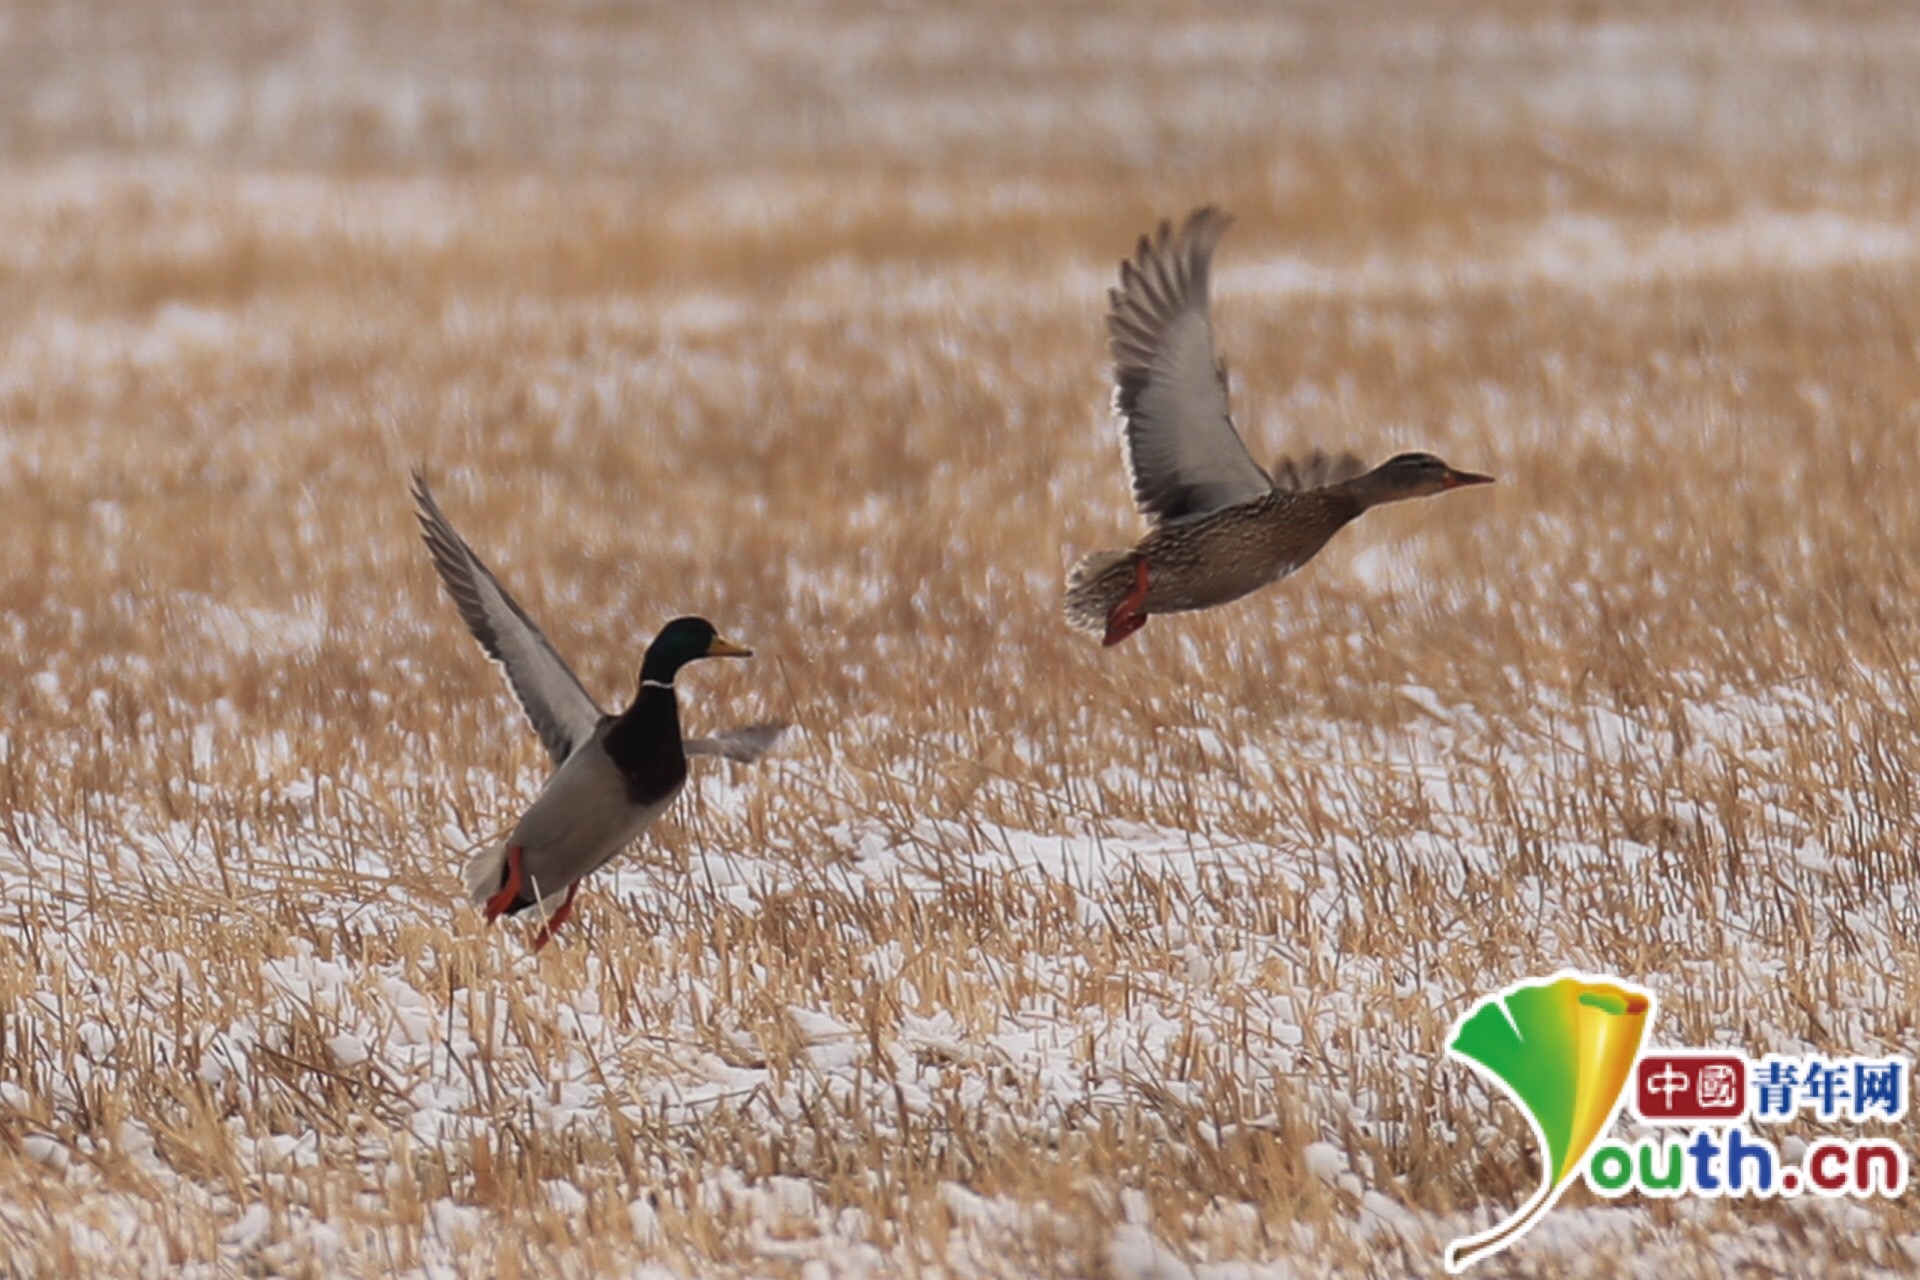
3 3 1920 1276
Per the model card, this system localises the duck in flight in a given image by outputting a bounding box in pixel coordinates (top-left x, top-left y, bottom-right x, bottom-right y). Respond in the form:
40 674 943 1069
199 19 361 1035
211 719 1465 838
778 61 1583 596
1063 207 1494 646
411 472 783 950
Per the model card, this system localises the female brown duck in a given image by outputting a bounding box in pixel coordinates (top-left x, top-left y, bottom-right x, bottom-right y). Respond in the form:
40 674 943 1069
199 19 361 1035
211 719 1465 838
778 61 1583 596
1064 207 1493 646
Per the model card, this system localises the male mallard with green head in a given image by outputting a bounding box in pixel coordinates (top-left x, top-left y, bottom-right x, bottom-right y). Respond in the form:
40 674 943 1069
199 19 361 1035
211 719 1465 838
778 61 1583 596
1064 207 1494 646
411 472 783 950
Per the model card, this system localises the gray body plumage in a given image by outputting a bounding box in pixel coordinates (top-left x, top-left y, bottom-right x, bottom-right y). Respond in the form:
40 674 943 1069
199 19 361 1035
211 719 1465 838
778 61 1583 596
467 734 682 913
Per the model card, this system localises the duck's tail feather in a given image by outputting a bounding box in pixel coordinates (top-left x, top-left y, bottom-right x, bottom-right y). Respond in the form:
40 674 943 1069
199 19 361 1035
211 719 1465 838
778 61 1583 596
462 841 510 907
463 841 570 918
1063 548 1140 634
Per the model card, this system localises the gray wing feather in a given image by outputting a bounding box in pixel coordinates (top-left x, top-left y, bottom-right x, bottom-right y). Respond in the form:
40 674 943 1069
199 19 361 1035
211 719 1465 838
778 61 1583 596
684 721 788 763
1272 448 1367 492
1108 207 1273 524
410 470 604 766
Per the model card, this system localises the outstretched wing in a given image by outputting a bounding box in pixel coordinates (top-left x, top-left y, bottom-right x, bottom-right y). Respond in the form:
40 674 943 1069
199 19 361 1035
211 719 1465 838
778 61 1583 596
684 721 789 763
410 470 604 766
1108 206 1273 524
1272 448 1366 492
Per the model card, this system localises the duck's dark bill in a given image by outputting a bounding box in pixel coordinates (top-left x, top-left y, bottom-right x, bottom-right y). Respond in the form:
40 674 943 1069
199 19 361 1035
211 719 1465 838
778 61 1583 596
707 637 754 658
1446 470 1496 487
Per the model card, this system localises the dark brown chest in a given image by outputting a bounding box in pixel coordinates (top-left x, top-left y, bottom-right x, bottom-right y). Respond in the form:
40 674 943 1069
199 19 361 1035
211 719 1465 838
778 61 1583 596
601 686 689 806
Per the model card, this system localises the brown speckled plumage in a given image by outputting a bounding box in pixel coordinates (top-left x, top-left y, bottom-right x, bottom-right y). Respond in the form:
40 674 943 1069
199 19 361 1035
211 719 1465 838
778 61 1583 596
1066 487 1363 628
1064 208 1493 645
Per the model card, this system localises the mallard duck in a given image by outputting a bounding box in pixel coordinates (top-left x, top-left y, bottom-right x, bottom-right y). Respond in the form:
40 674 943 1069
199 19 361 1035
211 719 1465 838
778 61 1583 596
410 472 783 950
1063 207 1493 646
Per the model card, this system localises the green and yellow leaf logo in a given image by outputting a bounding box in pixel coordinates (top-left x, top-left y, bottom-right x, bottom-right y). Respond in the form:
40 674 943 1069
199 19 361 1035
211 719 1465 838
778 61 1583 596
1445 971 1655 1272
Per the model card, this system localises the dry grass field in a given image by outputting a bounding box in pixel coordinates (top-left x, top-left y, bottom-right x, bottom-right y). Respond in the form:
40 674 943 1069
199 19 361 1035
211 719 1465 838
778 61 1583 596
4 2 1920 1276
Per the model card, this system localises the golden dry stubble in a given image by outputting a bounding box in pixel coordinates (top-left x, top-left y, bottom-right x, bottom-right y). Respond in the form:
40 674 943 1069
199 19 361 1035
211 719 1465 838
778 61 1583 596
3 3 1920 1276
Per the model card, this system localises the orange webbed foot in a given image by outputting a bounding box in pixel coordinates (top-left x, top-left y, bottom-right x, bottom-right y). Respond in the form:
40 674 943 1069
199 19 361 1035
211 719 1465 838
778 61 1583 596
531 881 581 952
483 845 526 923
1102 556 1150 647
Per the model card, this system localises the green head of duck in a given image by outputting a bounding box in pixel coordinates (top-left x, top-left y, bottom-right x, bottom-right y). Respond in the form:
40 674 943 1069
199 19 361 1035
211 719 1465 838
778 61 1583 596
640 616 754 685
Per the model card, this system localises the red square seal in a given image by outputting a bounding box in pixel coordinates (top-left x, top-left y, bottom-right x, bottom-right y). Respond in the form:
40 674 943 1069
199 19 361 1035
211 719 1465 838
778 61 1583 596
1633 1051 1749 1123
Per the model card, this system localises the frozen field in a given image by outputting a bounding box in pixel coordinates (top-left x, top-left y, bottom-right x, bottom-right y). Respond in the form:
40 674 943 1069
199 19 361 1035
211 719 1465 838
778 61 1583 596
2 3 1919 1276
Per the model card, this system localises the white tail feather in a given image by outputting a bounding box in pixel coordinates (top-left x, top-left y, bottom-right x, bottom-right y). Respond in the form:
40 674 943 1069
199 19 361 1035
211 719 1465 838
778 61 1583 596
1062 548 1138 633
462 841 509 906
461 841 568 916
